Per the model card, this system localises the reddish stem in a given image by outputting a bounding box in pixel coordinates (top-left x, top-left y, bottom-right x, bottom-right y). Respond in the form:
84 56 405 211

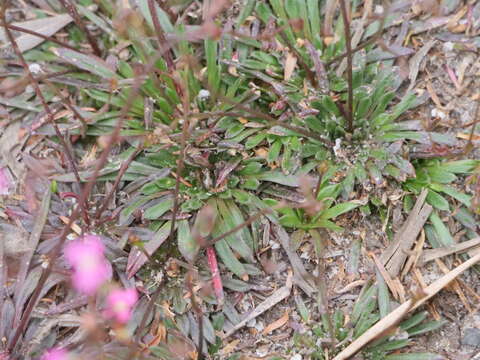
206 246 224 306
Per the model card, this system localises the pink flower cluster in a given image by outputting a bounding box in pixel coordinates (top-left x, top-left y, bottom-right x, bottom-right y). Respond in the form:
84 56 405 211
63 234 138 323
64 234 111 295
48 235 139 360
104 287 138 323
40 347 67 360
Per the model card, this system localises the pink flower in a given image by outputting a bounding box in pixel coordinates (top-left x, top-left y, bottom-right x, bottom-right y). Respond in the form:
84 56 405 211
0 167 12 195
41 347 68 360
64 234 111 295
104 288 138 324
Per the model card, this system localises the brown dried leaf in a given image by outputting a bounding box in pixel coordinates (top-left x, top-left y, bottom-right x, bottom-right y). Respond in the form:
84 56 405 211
219 339 240 356
284 52 297 81
261 310 289 335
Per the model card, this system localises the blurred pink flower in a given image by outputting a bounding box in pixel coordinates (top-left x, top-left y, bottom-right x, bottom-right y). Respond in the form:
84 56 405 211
104 288 138 324
41 347 68 360
64 234 111 295
0 167 12 195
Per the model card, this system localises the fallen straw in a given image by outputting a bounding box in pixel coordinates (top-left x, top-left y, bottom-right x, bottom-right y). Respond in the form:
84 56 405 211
333 251 480 360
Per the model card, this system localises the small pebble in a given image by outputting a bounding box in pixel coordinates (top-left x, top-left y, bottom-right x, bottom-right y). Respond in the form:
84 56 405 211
461 328 480 347
28 63 42 74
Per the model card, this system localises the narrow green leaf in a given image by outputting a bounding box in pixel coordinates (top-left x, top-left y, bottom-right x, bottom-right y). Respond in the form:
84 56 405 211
306 0 320 40
407 319 447 337
205 39 221 94
236 0 256 26
426 189 450 211
267 140 282 163
137 0 174 33
440 160 479 174
351 284 377 324
321 202 360 220
308 219 344 231
144 198 173 219
269 0 296 44
178 220 199 262
215 199 254 261
377 271 390 319
120 195 156 225
245 132 266 149
214 239 246 279
400 311 429 331
294 293 310 323
454 207 477 230
53 48 117 79
255 2 274 24
385 353 443 360
429 211 455 247
430 183 471 206
317 184 341 201
369 339 410 353
256 171 299 187
427 166 457 183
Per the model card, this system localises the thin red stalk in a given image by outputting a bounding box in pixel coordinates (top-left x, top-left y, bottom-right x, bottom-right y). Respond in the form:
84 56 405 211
58 0 102 56
166 67 191 249
0 70 74 95
339 0 354 134
326 8 388 68
134 278 164 344
94 147 142 219
43 79 89 136
206 246 224 306
148 0 175 70
153 0 177 21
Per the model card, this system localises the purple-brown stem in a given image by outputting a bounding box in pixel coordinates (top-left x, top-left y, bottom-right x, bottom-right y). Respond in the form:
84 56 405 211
94 147 143 220
58 0 102 56
339 0 354 134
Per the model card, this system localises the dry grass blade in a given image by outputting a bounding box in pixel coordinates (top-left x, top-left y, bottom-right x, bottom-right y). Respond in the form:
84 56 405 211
224 271 292 338
419 237 480 265
333 250 480 360
273 224 316 297
14 187 51 296
0 15 73 53
380 188 432 277
370 252 400 301
435 258 472 312
407 40 436 93
401 228 426 279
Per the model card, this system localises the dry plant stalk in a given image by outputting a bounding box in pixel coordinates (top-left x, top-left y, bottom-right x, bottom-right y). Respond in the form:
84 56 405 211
333 250 480 360
380 188 432 277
